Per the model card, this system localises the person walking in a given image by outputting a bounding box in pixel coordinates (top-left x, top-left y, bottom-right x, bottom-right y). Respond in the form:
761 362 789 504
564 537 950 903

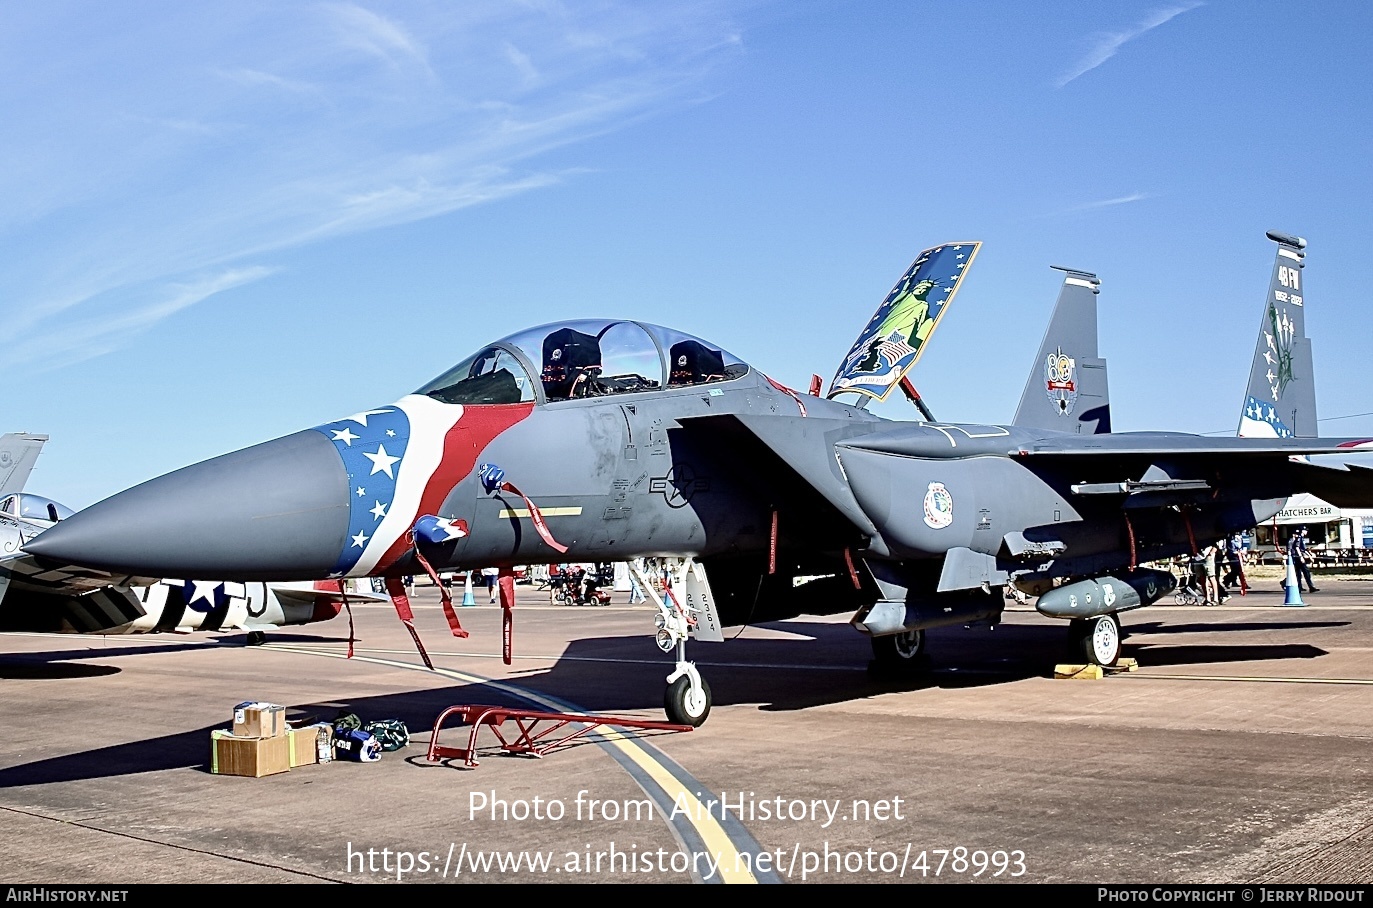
1288 527 1319 593
628 559 648 604
481 566 500 603
1219 532 1245 598
1213 541 1231 603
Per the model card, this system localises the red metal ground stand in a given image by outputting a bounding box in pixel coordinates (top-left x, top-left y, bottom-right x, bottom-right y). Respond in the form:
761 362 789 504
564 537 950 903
427 704 693 768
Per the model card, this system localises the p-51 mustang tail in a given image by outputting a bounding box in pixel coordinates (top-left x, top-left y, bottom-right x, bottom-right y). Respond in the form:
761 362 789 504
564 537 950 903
0 433 48 497
1012 267 1110 435
1238 231 1316 438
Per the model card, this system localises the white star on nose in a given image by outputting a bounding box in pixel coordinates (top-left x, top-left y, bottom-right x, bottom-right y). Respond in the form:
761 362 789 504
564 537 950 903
364 444 400 478
351 531 370 548
332 427 360 446
370 500 388 520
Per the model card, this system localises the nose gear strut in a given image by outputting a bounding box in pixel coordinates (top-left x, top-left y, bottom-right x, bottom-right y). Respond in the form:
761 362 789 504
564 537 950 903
629 558 713 726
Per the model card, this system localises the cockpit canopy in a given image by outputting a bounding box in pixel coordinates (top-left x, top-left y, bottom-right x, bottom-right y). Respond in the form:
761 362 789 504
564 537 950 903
416 320 750 405
0 493 75 524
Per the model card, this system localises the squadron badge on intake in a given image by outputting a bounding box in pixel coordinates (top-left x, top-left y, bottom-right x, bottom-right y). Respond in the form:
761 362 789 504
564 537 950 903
923 482 954 529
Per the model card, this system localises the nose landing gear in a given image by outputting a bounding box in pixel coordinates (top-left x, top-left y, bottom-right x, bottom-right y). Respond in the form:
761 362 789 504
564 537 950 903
630 559 714 727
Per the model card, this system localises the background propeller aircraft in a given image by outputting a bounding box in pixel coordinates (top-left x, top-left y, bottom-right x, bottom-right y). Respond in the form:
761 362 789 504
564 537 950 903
24 241 1373 726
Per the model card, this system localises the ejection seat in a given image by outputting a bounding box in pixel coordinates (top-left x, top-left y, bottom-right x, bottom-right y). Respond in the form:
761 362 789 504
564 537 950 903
667 340 726 386
541 327 604 400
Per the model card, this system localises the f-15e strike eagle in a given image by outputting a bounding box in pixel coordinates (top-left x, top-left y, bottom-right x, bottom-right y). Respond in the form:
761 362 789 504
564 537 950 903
25 237 1371 726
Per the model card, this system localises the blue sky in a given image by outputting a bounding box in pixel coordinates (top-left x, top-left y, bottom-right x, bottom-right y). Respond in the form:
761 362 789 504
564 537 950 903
6 1 1373 509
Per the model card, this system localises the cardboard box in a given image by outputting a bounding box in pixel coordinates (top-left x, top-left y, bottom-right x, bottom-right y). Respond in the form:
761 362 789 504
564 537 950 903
232 701 287 738
211 730 291 777
287 724 331 767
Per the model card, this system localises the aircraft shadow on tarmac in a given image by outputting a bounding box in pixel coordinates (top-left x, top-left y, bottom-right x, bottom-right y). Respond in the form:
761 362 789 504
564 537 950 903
1126 620 1348 635
0 630 357 679
0 661 120 679
519 615 1339 713
0 615 1342 787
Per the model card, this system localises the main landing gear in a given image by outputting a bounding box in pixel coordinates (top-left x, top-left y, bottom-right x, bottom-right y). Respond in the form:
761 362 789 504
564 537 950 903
629 559 712 727
1068 614 1121 666
868 628 929 679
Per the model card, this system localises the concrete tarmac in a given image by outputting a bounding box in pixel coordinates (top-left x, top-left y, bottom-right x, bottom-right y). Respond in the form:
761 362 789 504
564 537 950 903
4 579 1373 884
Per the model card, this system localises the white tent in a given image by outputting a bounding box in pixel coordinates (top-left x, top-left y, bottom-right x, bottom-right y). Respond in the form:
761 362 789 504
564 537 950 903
1271 493 1342 525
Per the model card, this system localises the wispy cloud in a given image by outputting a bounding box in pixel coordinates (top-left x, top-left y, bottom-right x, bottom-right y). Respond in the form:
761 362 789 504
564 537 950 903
1031 192 1150 221
1062 192 1149 213
503 42 540 87
0 1 746 368
12 267 278 372
1056 2 1204 88
324 2 433 75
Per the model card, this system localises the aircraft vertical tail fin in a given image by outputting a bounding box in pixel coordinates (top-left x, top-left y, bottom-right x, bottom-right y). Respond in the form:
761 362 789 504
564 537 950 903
0 433 49 497
1012 268 1110 435
828 241 981 406
1238 231 1315 438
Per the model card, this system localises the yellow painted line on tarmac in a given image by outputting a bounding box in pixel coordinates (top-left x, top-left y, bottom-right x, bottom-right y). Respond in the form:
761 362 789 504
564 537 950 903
263 645 758 883
589 724 756 883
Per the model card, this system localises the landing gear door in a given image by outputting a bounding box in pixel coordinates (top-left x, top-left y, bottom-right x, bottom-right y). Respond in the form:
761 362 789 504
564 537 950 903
685 562 724 642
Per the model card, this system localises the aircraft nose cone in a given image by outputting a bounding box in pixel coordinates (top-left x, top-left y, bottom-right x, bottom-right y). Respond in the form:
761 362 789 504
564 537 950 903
25 430 351 580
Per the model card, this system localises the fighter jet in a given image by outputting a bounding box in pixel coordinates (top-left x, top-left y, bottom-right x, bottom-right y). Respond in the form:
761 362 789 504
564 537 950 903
26 242 1373 726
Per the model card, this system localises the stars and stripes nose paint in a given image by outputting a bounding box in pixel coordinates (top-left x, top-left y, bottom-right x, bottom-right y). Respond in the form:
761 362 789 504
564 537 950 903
314 406 410 576
312 396 535 579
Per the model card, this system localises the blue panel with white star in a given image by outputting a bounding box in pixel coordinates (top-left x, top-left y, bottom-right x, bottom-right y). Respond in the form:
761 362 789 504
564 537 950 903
1243 396 1294 437
311 408 411 576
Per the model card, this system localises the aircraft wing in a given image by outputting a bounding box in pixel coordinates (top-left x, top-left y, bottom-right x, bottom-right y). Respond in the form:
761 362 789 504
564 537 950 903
1006 435 1373 510
1 550 160 598
675 413 881 540
0 544 160 633
1011 435 1373 458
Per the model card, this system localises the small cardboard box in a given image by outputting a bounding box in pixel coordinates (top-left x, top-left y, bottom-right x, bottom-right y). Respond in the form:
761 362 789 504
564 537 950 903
287 724 329 767
232 702 287 738
211 730 291 777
